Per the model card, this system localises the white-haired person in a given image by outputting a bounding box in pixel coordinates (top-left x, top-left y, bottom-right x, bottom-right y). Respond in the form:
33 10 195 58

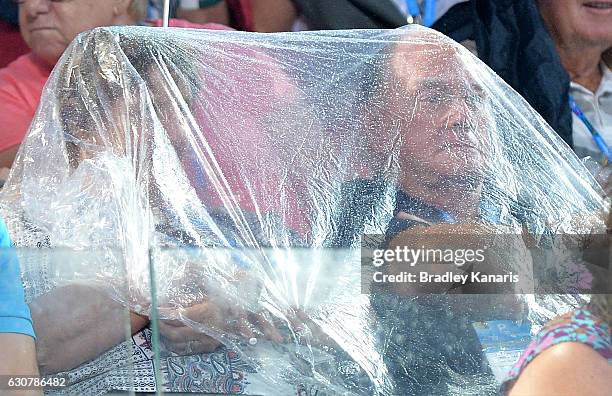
0 0 228 170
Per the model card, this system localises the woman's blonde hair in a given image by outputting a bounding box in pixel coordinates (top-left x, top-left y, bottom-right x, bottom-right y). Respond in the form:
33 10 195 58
128 0 148 22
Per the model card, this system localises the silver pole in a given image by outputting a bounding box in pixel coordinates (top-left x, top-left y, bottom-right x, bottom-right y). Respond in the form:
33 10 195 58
162 0 170 28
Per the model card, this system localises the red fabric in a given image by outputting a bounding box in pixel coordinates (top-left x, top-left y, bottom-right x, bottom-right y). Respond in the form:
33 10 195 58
0 54 50 152
225 0 254 31
0 20 231 154
0 20 29 69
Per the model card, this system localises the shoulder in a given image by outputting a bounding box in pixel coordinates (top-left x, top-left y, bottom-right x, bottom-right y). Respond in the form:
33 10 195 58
0 53 37 80
326 179 386 247
0 53 48 122
0 53 48 98
507 342 612 396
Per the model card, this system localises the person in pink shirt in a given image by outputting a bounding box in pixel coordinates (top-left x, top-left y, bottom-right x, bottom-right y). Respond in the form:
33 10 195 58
0 0 226 169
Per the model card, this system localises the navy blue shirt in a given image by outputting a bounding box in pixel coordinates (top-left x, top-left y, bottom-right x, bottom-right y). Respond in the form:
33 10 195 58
329 179 493 394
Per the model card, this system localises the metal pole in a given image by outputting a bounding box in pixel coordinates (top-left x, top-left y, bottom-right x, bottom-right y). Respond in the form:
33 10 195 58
162 0 170 28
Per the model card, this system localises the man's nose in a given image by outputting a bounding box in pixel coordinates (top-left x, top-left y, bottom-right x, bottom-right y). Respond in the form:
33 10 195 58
441 104 472 141
21 0 51 20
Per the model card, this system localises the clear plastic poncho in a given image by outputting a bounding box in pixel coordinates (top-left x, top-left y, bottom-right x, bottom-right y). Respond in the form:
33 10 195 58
0 26 609 396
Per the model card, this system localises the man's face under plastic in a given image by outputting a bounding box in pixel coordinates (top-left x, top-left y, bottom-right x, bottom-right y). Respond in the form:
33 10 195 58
385 43 489 186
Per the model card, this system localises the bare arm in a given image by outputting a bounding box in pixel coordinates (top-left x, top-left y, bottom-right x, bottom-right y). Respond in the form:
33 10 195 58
29 284 148 375
508 342 612 396
176 2 230 26
0 333 42 396
251 0 298 32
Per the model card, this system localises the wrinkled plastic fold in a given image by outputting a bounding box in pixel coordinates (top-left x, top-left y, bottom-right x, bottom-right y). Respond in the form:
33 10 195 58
0 26 609 395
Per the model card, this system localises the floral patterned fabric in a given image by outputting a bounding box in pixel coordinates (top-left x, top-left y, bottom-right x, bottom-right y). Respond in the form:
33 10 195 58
44 327 322 395
501 308 612 393
45 328 258 395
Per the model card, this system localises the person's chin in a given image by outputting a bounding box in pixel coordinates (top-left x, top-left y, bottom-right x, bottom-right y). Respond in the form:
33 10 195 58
29 39 65 67
433 151 482 175
32 47 63 68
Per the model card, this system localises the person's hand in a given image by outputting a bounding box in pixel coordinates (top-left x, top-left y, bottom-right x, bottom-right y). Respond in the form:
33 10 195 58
158 295 284 355
283 308 340 349
385 223 530 320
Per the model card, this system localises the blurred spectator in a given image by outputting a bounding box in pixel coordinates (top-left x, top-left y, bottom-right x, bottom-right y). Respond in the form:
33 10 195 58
175 0 230 27
0 0 29 68
538 0 612 163
286 0 466 31
389 0 468 26
148 0 252 30
146 2 470 38
0 0 227 169
434 0 612 155
251 0 297 32
0 0 147 168
149 0 300 32
286 0 405 30
147 0 179 18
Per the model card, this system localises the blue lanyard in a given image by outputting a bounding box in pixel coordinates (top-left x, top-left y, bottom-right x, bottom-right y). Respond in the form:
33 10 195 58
569 95 612 165
405 0 437 27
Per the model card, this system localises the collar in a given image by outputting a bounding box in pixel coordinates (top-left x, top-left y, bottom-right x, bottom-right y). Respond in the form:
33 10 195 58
386 189 457 237
394 189 456 224
570 61 612 97
599 61 612 96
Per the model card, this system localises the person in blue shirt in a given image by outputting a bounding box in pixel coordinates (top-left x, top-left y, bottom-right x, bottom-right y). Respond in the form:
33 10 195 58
0 217 40 390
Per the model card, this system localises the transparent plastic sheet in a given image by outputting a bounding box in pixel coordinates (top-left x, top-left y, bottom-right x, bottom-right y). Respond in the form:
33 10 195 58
0 26 609 395
583 156 612 198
